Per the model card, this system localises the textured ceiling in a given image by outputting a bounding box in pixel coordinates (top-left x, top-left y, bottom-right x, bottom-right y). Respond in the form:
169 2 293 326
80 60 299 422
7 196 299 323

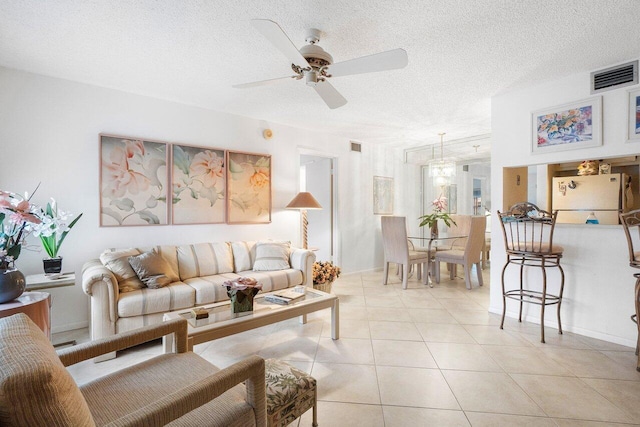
1 0 639 155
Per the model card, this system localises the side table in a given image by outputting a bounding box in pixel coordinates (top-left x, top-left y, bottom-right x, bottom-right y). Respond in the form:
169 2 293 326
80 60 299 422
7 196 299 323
26 272 76 291
0 291 51 338
26 273 77 347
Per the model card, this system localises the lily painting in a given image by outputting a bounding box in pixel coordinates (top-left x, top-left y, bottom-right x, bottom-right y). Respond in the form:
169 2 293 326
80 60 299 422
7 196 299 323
172 144 225 224
226 151 271 224
100 135 168 226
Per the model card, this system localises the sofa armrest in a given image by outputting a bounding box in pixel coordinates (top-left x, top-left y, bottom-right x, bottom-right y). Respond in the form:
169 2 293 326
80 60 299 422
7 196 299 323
290 247 316 287
104 355 266 427
82 259 119 342
58 318 189 366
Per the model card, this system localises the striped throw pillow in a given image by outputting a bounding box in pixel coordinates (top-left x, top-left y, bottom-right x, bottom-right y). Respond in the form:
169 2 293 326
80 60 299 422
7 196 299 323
253 242 291 271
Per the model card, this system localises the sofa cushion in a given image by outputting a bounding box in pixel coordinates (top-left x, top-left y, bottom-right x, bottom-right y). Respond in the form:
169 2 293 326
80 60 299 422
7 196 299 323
253 242 290 271
118 282 195 317
183 274 239 305
100 248 145 293
230 241 257 272
177 242 234 281
0 314 96 427
237 269 302 293
128 251 177 289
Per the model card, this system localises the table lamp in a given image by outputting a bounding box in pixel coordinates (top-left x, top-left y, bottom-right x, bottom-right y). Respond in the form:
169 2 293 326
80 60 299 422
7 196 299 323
286 192 322 249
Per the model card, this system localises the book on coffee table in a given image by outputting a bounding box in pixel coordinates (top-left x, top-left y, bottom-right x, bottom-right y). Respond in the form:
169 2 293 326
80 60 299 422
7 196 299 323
264 289 306 305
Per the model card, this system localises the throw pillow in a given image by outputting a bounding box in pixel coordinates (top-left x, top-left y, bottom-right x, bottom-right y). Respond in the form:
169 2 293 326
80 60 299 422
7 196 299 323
0 314 96 426
100 248 144 293
253 242 291 271
128 251 177 289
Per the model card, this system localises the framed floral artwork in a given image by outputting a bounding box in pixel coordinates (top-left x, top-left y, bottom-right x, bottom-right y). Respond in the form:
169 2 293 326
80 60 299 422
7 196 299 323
531 97 602 154
226 151 271 224
627 88 640 142
171 144 226 224
100 134 169 226
373 176 393 214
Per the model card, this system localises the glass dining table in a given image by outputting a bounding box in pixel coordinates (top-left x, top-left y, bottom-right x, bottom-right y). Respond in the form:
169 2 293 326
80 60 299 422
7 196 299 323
407 234 468 287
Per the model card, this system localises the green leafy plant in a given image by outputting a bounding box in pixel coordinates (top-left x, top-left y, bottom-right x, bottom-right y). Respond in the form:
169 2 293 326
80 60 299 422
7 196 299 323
34 199 82 259
418 194 456 229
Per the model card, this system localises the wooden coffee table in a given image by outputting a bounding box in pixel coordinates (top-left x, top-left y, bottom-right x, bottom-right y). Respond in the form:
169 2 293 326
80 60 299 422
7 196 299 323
162 287 339 352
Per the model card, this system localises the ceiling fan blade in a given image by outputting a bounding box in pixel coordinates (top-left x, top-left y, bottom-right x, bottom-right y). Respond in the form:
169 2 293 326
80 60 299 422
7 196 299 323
251 19 310 67
328 48 408 78
314 81 347 109
232 75 297 89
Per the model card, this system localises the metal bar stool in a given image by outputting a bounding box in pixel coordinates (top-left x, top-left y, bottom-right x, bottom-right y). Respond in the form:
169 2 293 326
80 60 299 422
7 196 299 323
618 209 640 371
497 202 565 343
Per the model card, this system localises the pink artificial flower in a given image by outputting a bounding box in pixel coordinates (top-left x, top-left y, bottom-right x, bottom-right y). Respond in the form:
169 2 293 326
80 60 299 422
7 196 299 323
190 151 224 188
102 146 150 198
432 194 447 212
8 200 41 225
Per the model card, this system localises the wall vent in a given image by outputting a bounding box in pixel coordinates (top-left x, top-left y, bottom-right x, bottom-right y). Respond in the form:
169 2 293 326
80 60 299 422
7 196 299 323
591 60 638 94
350 142 362 152
463 165 469 172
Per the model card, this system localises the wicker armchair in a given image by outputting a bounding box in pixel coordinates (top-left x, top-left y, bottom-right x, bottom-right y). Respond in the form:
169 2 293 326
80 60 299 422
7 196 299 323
0 313 266 426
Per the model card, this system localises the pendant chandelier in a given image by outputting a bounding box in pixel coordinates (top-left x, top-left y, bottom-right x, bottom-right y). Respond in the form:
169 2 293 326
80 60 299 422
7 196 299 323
428 132 456 185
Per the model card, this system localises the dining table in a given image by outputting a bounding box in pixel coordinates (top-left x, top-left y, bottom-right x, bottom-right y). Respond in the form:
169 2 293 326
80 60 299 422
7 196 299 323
407 234 468 287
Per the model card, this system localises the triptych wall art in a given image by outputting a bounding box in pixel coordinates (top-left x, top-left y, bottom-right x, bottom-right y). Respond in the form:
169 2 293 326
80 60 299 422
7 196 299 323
100 134 271 226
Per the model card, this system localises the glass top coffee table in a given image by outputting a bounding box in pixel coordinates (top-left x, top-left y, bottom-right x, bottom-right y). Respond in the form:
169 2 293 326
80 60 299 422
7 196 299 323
162 287 339 352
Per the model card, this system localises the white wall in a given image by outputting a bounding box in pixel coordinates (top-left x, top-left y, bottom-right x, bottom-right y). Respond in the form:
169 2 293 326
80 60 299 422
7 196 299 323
0 66 406 332
491 61 640 346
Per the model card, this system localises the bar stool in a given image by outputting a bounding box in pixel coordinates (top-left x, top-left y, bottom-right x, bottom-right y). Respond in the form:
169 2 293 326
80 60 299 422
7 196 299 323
618 209 640 372
497 202 565 343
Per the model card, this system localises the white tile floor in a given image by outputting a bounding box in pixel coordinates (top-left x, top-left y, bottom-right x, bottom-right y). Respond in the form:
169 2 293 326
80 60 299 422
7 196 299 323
57 267 640 426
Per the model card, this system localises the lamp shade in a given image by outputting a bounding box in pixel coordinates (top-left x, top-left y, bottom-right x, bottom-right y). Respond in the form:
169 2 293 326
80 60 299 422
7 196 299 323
286 192 322 210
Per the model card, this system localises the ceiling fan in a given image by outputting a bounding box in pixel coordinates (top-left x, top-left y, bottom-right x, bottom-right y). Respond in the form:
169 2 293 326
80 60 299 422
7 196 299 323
233 19 409 109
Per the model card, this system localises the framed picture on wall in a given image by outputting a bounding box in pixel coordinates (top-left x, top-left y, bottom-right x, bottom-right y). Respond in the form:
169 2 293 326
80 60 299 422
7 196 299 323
100 134 169 226
531 96 602 154
171 144 226 224
627 88 640 142
226 150 271 224
373 176 394 215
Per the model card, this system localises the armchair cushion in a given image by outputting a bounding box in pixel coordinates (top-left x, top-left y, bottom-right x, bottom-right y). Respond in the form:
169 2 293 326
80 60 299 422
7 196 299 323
0 314 95 426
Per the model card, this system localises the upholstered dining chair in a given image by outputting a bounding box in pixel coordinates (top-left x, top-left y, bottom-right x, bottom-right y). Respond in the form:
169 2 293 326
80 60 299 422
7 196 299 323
434 215 486 290
381 216 430 289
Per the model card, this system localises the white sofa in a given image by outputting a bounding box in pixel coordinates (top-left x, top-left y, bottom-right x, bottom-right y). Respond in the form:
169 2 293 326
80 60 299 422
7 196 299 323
82 241 315 344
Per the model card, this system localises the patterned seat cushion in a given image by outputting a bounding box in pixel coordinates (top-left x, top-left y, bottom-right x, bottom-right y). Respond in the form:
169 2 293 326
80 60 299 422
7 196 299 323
265 359 316 427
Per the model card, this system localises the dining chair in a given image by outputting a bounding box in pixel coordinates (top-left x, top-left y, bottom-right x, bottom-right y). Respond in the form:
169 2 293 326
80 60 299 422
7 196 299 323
381 216 430 289
434 215 486 290
619 209 640 371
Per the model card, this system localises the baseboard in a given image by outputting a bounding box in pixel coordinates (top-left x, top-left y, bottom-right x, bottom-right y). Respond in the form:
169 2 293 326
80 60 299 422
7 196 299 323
488 307 636 348
51 320 89 334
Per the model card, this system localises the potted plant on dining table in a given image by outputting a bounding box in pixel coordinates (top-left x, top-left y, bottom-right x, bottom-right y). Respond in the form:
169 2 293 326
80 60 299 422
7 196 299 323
418 194 456 238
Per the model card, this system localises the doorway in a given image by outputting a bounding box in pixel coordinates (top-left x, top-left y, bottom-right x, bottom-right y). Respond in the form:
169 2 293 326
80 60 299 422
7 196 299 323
300 154 336 263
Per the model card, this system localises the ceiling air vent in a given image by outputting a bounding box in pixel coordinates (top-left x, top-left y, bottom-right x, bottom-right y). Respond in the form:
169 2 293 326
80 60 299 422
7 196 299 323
350 142 362 152
591 60 638 94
